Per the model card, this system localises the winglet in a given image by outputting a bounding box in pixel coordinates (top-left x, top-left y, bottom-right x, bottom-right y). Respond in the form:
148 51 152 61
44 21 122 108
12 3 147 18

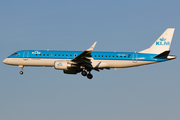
72 42 97 62
86 41 97 51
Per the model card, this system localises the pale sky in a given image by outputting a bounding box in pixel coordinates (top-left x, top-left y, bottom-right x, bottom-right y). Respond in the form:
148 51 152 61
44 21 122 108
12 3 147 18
1 0 180 120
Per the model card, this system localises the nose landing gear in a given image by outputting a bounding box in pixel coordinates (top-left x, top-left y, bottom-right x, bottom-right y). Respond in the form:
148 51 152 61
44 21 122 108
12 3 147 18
19 65 24 75
19 71 23 75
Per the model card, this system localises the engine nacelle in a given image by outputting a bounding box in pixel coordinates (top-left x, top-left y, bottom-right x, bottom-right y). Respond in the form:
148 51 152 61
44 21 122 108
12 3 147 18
54 61 71 70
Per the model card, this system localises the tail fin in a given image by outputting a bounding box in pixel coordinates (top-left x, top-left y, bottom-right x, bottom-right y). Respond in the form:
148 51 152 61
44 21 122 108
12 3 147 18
139 28 175 54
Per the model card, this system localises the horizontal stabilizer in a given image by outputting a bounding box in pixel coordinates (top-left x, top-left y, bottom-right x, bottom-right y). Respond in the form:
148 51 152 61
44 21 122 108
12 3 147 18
154 50 170 59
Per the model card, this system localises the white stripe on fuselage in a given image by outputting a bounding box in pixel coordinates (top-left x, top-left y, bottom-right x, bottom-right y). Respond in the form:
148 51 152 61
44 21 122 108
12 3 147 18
4 58 157 68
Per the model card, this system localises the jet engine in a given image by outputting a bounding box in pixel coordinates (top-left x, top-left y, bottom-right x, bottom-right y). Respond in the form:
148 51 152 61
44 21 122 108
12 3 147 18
54 61 76 70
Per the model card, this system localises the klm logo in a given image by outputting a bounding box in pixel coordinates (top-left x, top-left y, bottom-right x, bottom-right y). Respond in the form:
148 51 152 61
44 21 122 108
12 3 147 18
57 63 63 66
32 51 41 54
156 37 170 45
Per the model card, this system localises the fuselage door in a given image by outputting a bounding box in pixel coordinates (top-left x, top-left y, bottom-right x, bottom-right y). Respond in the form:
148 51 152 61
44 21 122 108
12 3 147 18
23 50 29 60
132 52 138 63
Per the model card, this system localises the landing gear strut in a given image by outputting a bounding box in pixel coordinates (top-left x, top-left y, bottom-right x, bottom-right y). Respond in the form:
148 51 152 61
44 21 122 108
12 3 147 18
19 65 24 75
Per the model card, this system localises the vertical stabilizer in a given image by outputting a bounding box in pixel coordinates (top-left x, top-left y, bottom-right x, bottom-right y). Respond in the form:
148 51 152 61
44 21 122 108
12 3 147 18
139 28 175 54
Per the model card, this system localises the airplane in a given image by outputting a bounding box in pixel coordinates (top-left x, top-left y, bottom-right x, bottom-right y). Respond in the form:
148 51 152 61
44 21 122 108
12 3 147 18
3 28 176 79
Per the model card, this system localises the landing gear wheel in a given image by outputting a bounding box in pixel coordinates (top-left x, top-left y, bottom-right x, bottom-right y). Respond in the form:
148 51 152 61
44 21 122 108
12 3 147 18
19 71 23 75
81 71 87 76
87 73 93 79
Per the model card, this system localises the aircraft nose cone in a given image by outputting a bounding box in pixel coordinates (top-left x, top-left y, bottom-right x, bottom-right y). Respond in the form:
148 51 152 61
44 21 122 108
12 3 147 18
3 58 8 64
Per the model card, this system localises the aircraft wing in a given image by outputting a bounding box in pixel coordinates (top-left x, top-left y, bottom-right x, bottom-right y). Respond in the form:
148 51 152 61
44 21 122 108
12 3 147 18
72 42 97 68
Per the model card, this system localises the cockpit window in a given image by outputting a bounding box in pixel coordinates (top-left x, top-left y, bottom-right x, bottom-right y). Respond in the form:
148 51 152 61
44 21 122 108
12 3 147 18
11 53 17 56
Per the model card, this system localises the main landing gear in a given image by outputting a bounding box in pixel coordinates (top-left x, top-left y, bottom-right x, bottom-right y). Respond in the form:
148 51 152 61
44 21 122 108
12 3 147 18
87 73 93 79
81 71 87 76
81 70 93 79
19 65 24 75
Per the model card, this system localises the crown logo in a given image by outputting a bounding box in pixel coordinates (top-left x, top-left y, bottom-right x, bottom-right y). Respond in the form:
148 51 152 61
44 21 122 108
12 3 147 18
159 37 166 41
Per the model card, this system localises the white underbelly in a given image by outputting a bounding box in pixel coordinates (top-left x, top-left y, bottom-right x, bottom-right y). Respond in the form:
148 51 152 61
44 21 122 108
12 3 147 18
5 58 156 68
92 60 156 68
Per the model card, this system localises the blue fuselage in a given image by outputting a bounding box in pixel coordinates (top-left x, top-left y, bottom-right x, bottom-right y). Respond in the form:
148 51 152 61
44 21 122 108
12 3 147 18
7 50 168 62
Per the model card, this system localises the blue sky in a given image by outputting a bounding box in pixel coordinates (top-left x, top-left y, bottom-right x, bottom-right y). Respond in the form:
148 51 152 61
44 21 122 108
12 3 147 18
0 0 180 120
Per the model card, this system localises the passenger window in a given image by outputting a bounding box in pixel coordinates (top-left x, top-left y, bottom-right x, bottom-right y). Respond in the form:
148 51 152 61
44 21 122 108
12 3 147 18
58 54 60 56
47 54 49 56
109 55 111 57
66 55 68 56
98 55 100 57
43 54 45 56
36 54 37 56
128 55 130 58
112 56 114 57
55 54 56 56
102 55 103 57
124 56 126 58
116 56 118 57
62 54 64 56
39 54 41 56
105 55 107 57
95 55 96 57
70 55 72 56
51 54 53 56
